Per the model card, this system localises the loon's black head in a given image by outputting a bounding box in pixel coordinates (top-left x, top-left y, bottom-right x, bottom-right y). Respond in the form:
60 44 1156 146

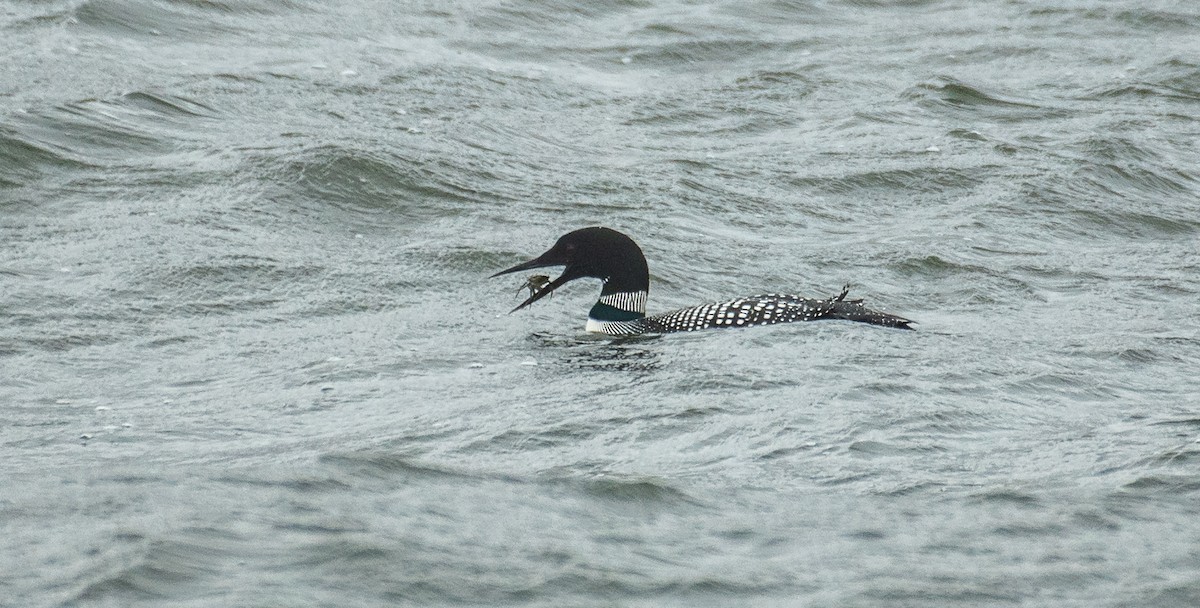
491 227 650 312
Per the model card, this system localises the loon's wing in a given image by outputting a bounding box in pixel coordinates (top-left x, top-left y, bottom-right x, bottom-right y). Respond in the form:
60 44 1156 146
789 285 913 329
823 298 913 329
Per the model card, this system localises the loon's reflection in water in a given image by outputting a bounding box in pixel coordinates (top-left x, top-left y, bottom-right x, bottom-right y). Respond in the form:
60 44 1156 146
527 331 664 372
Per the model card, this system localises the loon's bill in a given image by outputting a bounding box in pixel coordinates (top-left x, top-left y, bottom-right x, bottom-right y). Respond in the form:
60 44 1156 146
491 227 914 335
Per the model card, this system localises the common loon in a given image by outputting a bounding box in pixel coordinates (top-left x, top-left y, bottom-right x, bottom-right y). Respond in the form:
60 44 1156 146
491 227 913 335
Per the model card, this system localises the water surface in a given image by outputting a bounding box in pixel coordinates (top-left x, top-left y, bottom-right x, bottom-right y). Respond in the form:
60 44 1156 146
3 0 1200 606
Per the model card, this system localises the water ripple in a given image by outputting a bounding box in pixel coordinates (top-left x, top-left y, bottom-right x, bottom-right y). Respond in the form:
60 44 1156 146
7 91 217 168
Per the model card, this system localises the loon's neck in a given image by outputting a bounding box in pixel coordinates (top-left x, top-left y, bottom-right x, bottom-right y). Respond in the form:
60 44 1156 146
589 290 646 319
585 286 647 333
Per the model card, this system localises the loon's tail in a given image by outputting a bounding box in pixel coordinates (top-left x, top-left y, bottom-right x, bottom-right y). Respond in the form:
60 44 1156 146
822 285 914 330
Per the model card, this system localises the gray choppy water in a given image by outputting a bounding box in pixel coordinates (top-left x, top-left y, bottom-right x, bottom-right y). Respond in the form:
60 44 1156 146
3 0 1200 606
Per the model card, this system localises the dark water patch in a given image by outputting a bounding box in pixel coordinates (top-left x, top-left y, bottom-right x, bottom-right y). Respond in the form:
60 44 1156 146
946 44 1054 64
129 256 318 319
1074 133 1165 165
1152 336 1200 349
261 144 505 233
668 373 789 394
153 297 284 319
1070 508 1121 532
378 62 589 111
69 527 241 605
1102 482 1199 524
0 126 96 189
845 0 941 7
203 72 269 89
861 582 1024 606
428 247 514 276
892 255 1034 304
2 289 157 356
282 537 389 570
156 256 316 288
12 330 122 354
993 521 1066 538
1144 445 1200 467
842 380 920 400
712 0 833 26
173 0 312 15
905 76 1061 120
574 476 697 505
289 145 462 207
276 520 370 535
216 472 354 494
661 404 726 421
787 166 984 198
756 442 821 461
165 377 217 389
72 0 251 39
676 175 732 198
894 407 1003 436
733 69 813 94
1152 418 1200 430
1119 475 1200 496
630 38 800 68
385 568 786 608
1009 262 1108 289
1113 348 1161 364
1022 178 1200 239
466 0 652 31
919 539 1001 559
846 439 937 458
852 107 924 126
141 335 196 349
844 527 887 540
635 21 695 38
948 128 989 142
820 471 877 487
1086 82 1200 102
1083 57 1200 102
1104 7 1200 31
880 480 952 496
1062 134 1199 204
377 425 466 452
320 452 489 484
10 91 217 167
119 91 218 119
1078 162 1196 202
2 3 75 28
969 488 1042 507
1004 371 1123 401
472 421 607 453
593 403 728 428
1152 59 1200 98
624 93 800 137
461 119 599 164
1137 585 1200 608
